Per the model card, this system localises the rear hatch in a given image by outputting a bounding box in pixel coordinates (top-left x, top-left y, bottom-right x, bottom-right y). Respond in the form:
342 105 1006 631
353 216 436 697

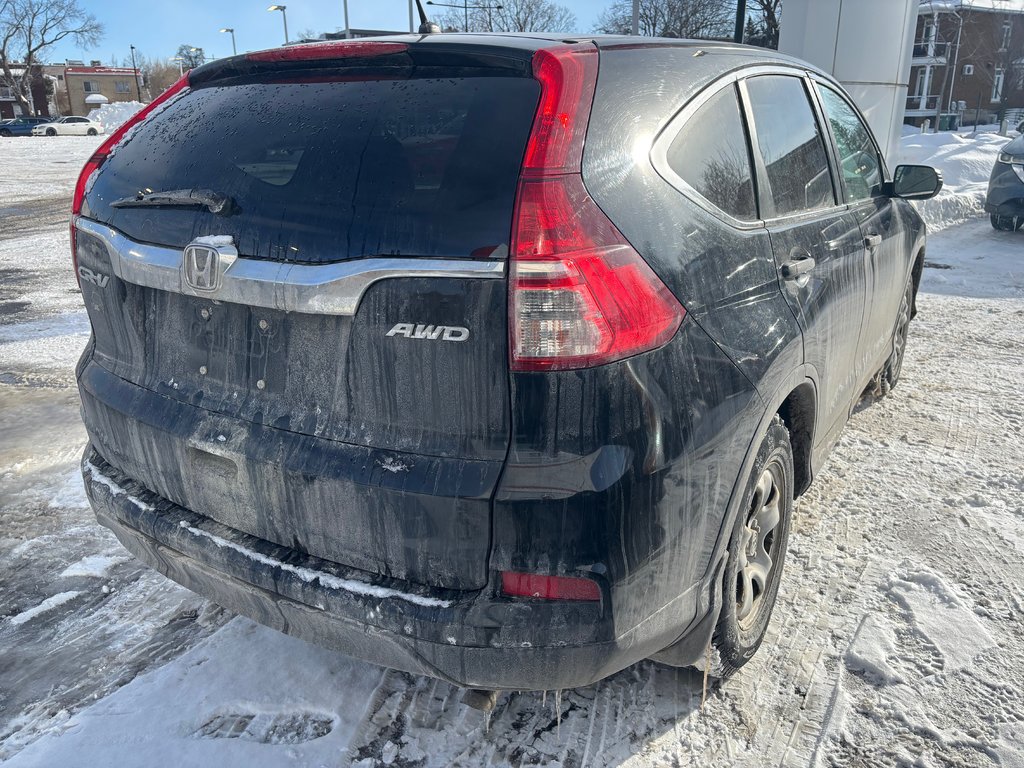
76 42 541 590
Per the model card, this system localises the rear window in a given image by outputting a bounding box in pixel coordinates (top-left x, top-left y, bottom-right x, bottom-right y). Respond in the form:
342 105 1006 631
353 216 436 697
85 75 540 263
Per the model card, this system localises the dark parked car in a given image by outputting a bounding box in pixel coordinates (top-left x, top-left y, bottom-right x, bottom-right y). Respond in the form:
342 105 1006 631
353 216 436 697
987 134 1024 230
73 35 941 692
0 116 49 137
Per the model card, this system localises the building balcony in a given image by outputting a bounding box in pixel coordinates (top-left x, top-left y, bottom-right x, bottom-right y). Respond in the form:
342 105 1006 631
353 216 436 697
911 40 948 66
905 94 942 115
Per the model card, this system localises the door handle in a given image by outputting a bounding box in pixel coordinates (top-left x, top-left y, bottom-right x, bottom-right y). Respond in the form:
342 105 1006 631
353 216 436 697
864 233 882 248
780 256 816 280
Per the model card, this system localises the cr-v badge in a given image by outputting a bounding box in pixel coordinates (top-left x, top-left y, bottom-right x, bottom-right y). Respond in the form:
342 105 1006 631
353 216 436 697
386 323 470 342
181 237 238 294
77 265 109 287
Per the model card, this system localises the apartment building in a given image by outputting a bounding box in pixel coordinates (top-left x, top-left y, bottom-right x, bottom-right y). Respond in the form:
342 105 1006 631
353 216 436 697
907 0 1024 128
63 63 145 116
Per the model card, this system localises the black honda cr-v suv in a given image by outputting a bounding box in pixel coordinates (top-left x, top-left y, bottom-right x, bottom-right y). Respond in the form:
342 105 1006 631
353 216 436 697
74 34 941 691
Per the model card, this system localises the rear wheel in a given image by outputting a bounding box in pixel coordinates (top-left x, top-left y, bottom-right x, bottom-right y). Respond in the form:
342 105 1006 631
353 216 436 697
87 127 98 136
707 416 793 678
990 214 1021 231
0 129 11 137
878 277 915 396
45 127 56 136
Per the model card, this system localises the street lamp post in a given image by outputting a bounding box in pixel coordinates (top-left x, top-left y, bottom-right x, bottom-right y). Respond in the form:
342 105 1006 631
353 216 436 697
171 56 185 76
129 44 143 101
425 0 503 32
219 28 237 56
267 5 289 44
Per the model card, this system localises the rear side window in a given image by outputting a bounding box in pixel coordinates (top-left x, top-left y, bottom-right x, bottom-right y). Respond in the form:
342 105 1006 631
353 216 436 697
86 75 540 264
665 85 757 221
816 84 883 202
744 75 835 218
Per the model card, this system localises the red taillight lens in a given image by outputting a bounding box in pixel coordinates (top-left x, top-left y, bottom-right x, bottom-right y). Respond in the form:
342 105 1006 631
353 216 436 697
521 46 597 176
509 45 685 371
71 72 191 278
501 571 601 601
510 175 684 371
246 41 408 63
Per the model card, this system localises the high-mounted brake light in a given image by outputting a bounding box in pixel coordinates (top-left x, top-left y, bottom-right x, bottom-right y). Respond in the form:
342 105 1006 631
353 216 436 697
246 41 408 63
501 571 601 601
509 45 685 371
71 72 191 279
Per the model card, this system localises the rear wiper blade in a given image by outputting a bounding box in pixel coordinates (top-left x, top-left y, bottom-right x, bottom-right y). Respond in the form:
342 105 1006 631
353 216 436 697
111 188 234 215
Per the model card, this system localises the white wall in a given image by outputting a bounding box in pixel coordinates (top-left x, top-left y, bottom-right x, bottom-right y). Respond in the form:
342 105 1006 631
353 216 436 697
779 0 920 166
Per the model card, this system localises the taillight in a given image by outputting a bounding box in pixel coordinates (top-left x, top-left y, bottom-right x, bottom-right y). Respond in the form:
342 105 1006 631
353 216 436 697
70 72 191 278
246 40 408 62
509 46 685 372
501 571 601 601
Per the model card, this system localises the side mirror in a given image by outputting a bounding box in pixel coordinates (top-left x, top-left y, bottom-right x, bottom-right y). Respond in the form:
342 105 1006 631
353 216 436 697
887 164 943 200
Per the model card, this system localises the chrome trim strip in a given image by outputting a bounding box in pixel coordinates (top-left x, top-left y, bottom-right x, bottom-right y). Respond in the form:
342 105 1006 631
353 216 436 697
75 217 505 316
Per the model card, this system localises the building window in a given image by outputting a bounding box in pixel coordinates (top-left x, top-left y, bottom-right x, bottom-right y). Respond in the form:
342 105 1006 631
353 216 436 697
992 68 1005 102
82 80 98 93
1000 20 1011 51
115 81 130 93
963 64 974 76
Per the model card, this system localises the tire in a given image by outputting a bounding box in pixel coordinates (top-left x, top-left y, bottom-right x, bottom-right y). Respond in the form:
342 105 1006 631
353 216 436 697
0 129 10 137
87 127 97 136
46 128 56 136
878 277 915 396
707 416 794 678
990 214 1021 231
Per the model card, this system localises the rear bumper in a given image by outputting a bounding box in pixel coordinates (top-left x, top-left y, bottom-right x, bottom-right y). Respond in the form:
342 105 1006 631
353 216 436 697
84 448 705 690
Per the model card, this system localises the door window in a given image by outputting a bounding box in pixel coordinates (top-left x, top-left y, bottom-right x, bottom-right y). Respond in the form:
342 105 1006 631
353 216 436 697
665 85 757 221
816 84 883 202
744 75 835 217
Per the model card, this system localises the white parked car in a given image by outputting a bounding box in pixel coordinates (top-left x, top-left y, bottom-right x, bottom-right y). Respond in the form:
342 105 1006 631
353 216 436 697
32 116 103 136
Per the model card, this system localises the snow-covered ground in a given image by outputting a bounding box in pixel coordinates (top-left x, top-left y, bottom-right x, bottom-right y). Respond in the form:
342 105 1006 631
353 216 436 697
1 132 1022 767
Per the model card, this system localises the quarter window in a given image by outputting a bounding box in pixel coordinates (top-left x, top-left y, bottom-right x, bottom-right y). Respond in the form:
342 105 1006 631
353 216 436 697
744 75 835 217
816 84 883 201
665 85 757 221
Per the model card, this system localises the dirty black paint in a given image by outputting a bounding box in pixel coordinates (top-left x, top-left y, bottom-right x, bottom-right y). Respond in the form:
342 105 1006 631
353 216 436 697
77 35 932 691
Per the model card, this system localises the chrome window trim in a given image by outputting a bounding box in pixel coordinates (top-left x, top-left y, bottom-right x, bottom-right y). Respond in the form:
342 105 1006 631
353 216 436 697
75 216 505 317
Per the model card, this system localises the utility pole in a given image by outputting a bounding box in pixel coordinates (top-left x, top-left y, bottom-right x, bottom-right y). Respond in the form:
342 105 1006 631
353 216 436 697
129 44 142 102
734 0 747 43
631 0 639 35
344 0 351 38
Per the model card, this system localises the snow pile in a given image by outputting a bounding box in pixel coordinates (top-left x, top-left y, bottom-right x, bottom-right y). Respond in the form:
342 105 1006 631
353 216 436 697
899 130 1014 232
85 101 144 133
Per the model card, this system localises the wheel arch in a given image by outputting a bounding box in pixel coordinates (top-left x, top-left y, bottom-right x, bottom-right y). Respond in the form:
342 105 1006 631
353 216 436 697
776 381 816 497
910 243 925 319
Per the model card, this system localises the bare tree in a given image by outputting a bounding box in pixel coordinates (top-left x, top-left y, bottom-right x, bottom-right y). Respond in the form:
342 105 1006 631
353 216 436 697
594 0 731 39
435 0 575 33
0 0 102 114
745 0 780 48
175 44 206 69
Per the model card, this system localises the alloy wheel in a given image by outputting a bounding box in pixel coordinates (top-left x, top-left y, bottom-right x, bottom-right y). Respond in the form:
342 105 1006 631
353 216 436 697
735 464 782 630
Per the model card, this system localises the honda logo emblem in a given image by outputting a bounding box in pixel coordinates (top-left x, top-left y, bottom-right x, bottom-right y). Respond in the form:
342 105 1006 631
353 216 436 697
181 238 237 294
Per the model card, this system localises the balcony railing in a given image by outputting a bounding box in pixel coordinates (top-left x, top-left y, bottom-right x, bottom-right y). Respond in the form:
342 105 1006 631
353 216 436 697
906 94 941 112
912 41 949 59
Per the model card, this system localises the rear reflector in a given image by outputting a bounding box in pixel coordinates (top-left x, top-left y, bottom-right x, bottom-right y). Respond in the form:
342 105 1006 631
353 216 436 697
509 45 685 371
71 72 191 280
246 41 408 63
501 571 601 601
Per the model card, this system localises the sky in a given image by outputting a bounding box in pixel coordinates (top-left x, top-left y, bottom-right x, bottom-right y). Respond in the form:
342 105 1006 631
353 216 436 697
47 0 608 66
